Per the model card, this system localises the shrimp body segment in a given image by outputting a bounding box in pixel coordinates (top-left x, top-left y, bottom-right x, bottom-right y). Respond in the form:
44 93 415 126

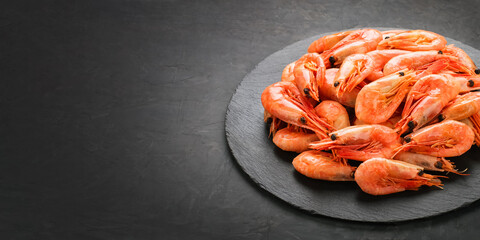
281 62 296 83
397 120 475 157
292 150 356 181
273 127 319 153
294 53 326 101
308 30 354 53
355 158 443 195
377 30 447 51
309 125 402 161
355 70 416 124
396 74 459 135
321 29 383 68
315 100 350 130
261 81 333 139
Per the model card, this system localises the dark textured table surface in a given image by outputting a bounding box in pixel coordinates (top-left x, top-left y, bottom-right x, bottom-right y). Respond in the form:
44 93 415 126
2 0 480 239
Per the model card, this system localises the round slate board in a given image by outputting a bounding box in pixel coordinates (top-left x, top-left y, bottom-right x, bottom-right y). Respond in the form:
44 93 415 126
225 28 480 222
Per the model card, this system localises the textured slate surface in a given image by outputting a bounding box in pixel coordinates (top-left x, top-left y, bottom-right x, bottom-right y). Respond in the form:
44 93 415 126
226 29 480 222
4 0 480 239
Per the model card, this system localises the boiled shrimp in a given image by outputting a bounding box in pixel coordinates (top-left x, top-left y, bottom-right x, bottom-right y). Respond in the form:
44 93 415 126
315 100 350 130
281 62 296 83
333 53 374 98
294 53 326 101
383 50 473 77
443 73 480 93
383 50 443 76
261 81 333 139
309 124 402 161
438 92 480 121
292 150 356 181
395 120 474 157
320 29 382 68
318 68 359 108
394 151 466 175
273 127 318 153
355 70 416 124
355 158 443 195
377 30 447 51
308 30 354 53
396 74 459 135
449 102 480 147
365 49 410 81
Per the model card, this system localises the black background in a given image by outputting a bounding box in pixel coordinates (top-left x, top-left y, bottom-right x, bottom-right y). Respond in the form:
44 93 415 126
2 0 480 239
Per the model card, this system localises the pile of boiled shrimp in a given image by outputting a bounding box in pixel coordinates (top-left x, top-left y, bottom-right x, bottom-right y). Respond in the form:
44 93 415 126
261 29 480 196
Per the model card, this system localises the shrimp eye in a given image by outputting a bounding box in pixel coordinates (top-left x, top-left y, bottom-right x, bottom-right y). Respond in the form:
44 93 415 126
334 81 340 87
418 170 424 176
398 71 405 76
475 69 480 74
438 114 445 121
303 88 311 96
300 117 306 124
435 161 443 169
329 56 336 66
404 136 412 143
384 36 390 39
438 50 443 54
469 79 475 87
407 120 416 129
330 133 337 141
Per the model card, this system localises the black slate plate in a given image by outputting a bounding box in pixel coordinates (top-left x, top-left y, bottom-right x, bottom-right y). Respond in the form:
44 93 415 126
225 28 480 222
